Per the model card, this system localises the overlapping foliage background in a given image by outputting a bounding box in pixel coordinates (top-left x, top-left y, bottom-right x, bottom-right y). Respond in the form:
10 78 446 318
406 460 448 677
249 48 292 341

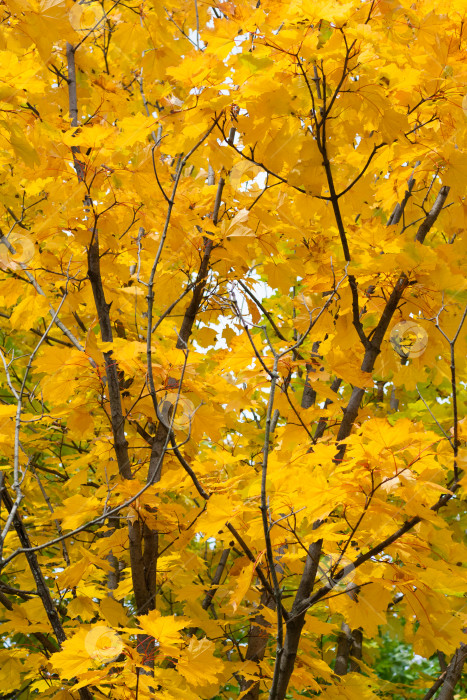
0 0 466 698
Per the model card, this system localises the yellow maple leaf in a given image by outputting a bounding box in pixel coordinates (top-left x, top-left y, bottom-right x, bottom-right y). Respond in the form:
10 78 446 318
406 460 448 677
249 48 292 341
50 628 107 679
0 654 22 693
229 561 255 612
177 637 224 686
55 493 101 530
138 611 190 654
99 596 129 628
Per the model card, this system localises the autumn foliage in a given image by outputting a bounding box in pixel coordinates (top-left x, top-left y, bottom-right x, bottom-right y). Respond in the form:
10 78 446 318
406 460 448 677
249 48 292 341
0 0 466 698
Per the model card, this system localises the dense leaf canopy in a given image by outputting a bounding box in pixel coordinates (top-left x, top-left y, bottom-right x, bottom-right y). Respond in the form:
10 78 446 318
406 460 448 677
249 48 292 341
0 0 466 698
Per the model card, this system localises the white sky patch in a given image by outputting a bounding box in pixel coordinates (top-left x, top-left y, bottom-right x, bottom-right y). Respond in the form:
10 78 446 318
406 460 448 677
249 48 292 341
192 275 273 354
